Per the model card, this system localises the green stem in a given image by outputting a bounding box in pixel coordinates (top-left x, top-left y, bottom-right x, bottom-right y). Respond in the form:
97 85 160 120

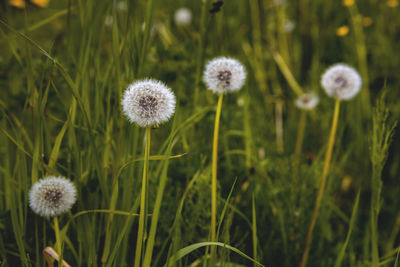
54 216 63 267
143 140 173 266
193 0 208 109
211 94 224 256
300 100 341 267
294 111 307 162
134 127 151 267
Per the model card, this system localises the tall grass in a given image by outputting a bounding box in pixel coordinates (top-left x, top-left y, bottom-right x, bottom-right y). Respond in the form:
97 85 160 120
0 0 400 266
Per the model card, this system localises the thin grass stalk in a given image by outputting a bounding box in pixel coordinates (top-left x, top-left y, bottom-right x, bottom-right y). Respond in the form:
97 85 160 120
252 194 258 267
294 111 307 163
134 126 151 267
300 99 341 267
346 3 371 118
211 94 224 256
143 138 174 266
54 216 63 267
193 0 208 109
275 100 284 153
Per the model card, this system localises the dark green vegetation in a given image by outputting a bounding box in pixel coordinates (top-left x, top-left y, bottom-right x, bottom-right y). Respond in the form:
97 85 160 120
0 0 399 266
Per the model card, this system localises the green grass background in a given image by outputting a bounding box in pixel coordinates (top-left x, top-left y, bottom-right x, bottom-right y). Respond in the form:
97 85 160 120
0 0 399 266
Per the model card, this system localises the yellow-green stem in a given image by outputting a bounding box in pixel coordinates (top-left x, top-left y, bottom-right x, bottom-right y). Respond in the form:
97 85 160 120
134 126 151 267
53 216 63 267
300 100 341 267
295 111 307 161
211 94 224 254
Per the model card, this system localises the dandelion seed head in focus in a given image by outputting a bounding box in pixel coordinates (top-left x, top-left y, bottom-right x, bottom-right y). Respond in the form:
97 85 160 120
203 57 246 94
321 63 362 100
29 176 77 217
295 92 319 110
122 79 176 127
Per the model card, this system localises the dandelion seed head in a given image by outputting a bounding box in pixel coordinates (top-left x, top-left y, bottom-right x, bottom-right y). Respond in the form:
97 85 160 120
321 63 362 100
174 8 192 26
295 92 319 110
117 1 127 11
122 79 176 127
105 15 113 27
29 176 77 217
283 21 295 32
203 57 246 94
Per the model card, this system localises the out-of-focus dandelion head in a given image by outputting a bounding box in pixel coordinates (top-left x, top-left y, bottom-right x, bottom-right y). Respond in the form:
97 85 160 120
122 79 176 127
295 92 319 110
29 176 77 217
283 21 295 32
321 63 362 100
174 8 192 26
203 57 246 94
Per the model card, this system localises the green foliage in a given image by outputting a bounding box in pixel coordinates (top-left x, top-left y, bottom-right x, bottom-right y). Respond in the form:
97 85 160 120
0 0 399 266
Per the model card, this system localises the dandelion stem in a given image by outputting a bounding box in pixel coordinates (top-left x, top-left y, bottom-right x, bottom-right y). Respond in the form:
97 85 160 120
53 216 63 267
134 126 151 267
300 99 341 267
211 93 224 255
294 111 307 162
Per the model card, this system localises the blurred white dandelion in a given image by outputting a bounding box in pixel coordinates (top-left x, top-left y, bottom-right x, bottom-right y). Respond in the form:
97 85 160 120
283 21 295 32
105 15 113 27
117 1 127 11
204 57 246 94
122 79 176 127
321 63 362 100
29 176 77 217
295 92 319 110
174 8 192 26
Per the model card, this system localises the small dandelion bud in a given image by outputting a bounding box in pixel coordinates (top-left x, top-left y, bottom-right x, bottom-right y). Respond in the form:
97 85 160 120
203 57 246 94
174 8 192 26
321 63 362 100
295 92 319 110
29 176 77 217
122 79 176 127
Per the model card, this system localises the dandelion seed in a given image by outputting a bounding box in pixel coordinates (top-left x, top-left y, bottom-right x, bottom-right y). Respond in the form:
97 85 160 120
122 79 176 127
174 8 192 26
29 176 77 217
321 63 362 100
295 92 319 110
204 57 246 94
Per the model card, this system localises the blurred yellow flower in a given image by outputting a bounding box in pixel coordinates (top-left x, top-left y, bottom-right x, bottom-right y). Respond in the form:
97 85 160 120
362 17 373 27
9 0 25 8
336 25 350 36
343 0 355 7
387 0 399 7
9 0 49 8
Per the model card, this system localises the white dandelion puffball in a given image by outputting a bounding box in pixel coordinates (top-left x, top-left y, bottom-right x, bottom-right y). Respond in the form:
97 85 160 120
295 92 319 110
174 8 192 26
203 57 247 94
321 63 362 100
29 176 77 217
122 79 176 127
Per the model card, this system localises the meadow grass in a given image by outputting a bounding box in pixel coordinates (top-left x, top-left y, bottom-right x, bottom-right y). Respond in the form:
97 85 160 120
0 0 400 266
